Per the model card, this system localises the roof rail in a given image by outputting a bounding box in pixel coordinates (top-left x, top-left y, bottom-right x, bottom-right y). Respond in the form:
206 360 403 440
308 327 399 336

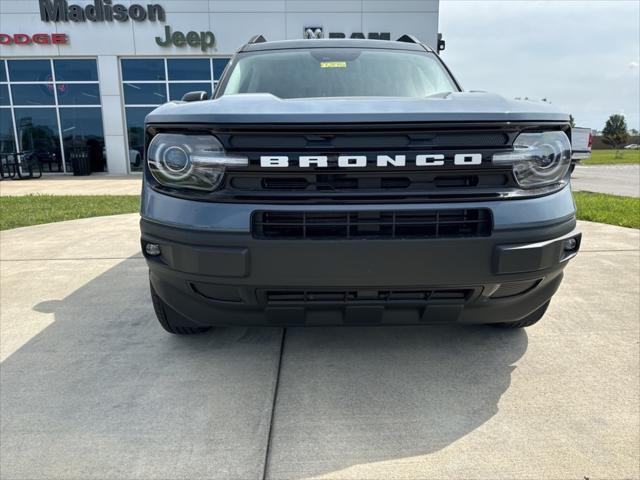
396 34 433 52
396 34 420 44
247 35 267 44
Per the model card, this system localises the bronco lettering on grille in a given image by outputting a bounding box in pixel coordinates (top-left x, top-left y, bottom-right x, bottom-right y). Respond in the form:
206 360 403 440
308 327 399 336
260 154 483 168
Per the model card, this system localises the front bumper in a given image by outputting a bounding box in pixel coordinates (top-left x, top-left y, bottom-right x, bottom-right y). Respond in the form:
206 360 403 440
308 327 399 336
140 186 581 327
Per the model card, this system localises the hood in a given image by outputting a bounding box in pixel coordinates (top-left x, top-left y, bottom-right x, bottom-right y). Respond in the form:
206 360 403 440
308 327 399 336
145 91 569 124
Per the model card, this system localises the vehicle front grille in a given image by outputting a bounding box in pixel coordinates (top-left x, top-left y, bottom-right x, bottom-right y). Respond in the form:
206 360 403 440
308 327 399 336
262 288 474 305
225 131 510 150
217 124 522 203
231 172 509 193
146 121 569 203
252 208 492 240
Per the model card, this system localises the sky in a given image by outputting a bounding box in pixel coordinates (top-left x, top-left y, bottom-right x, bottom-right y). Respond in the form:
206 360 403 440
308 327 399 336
439 0 640 131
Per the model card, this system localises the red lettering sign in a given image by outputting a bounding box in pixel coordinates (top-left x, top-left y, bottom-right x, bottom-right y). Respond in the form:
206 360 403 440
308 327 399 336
33 33 51 44
14 34 32 45
0 33 68 45
52 33 67 44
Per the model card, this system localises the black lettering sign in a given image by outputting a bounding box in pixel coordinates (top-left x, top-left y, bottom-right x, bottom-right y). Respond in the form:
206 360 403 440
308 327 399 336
155 25 216 52
368 32 391 40
39 0 67 21
68 4 84 21
129 4 146 21
112 4 127 21
39 0 165 23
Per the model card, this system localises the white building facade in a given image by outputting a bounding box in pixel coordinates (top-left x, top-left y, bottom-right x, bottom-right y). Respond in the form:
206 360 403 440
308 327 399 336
0 0 440 174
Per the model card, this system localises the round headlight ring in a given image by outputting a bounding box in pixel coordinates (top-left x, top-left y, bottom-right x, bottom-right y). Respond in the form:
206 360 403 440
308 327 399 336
162 145 192 175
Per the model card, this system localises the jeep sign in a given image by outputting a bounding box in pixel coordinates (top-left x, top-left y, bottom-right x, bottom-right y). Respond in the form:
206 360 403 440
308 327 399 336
155 25 215 51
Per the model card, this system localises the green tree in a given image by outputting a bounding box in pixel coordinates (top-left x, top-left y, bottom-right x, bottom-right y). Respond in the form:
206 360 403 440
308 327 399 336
569 114 576 128
602 114 629 158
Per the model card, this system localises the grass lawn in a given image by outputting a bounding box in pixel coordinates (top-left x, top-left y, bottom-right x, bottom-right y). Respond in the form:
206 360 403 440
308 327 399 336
573 192 640 229
0 195 140 231
582 149 640 165
1 193 638 231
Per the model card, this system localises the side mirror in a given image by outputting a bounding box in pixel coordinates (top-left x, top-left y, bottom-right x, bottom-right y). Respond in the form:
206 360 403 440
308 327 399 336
181 91 208 102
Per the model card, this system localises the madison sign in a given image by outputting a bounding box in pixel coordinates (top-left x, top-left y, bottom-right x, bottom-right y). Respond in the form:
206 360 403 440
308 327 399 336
34 0 217 50
39 0 166 22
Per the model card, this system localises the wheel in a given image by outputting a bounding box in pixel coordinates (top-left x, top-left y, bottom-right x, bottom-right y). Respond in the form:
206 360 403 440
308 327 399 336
150 283 211 335
492 301 550 329
569 162 576 174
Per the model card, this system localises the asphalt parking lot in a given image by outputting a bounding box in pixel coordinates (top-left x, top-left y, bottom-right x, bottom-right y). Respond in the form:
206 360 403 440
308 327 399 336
571 164 640 197
1 214 639 480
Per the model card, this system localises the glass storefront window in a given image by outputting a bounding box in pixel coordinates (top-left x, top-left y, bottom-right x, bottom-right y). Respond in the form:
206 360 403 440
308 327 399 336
167 59 211 80
123 83 167 105
56 84 101 106
10 84 56 106
54 59 99 82
3 58 104 174
0 85 9 106
125 107 154 171
8 60 52 82
0 60 7 82
213 59 229 80
122 57 230 172
0 109 16 153
14 107 62 164
59 107 106 172
122 59 165 81
169 82 211 101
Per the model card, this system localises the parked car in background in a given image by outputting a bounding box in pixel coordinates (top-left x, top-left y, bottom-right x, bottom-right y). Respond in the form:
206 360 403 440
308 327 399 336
624 144 639 150
570 127 592 172
129 149 142 168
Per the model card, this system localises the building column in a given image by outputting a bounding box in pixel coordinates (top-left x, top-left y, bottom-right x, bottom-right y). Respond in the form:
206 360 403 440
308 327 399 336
98 55 129 175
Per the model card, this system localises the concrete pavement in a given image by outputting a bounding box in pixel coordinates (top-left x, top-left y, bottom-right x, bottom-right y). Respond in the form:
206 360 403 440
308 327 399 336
1 215 639 479
571 164 640 197
0 175 141 196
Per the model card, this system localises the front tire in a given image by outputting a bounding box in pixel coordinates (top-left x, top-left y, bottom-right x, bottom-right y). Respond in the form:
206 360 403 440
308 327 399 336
492 301 550 329
150 283 211 335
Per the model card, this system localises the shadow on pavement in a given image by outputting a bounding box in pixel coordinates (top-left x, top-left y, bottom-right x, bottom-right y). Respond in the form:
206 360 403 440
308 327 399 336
1 256 282 480
1 255 528 479
266 325 528 478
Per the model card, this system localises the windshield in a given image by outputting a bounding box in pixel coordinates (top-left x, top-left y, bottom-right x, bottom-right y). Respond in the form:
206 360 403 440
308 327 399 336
220 48 457 99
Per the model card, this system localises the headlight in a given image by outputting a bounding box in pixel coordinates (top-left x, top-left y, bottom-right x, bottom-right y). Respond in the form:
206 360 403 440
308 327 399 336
493 131 571 188
147 134 248 191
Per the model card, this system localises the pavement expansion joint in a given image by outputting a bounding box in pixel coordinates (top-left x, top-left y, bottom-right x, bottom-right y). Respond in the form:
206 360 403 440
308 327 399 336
262 328 287 480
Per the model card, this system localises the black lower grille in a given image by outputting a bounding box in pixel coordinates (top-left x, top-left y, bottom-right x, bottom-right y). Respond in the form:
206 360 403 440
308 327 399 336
227 171 511 202
263 288 473 305
252 209 492 240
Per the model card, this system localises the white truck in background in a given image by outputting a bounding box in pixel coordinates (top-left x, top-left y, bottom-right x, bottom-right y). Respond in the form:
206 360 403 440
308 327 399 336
570 127 592 173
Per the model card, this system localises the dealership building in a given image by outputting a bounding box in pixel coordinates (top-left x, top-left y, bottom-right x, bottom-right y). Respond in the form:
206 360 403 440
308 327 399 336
0 0 441 174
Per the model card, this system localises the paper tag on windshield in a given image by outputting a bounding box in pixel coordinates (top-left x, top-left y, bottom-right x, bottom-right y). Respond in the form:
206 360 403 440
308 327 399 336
320 61 347 68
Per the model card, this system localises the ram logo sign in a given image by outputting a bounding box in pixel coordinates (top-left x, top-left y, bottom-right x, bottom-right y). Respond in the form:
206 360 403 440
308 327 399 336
303 27 324 39
303 27 391 40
